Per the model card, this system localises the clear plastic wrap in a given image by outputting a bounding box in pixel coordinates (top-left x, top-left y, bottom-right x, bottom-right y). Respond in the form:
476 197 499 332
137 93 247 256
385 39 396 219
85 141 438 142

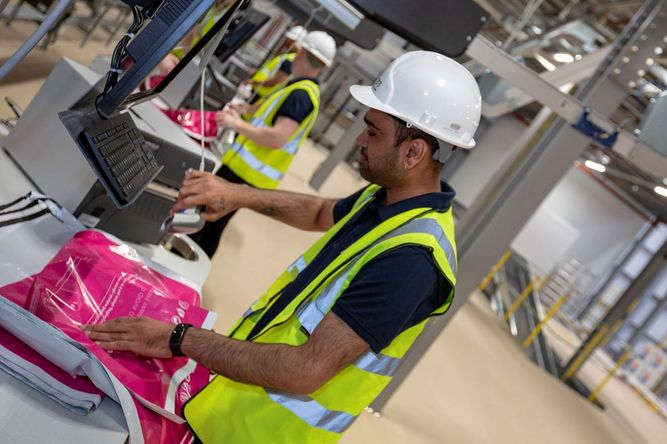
160 108 219 142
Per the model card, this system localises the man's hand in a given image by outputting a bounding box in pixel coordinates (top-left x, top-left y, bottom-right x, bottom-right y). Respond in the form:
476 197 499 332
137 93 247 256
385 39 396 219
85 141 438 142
215 108 240 129
176 171 336 231
172 170 247 221
157 54 180 75
227 102 249 114
83 317 175 358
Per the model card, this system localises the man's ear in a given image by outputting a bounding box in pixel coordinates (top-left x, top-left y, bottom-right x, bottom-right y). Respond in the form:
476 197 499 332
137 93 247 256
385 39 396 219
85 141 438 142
404 138 430 169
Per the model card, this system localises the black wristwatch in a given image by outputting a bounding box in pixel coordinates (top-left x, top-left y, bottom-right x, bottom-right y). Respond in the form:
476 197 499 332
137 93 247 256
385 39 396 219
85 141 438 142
169 323 193 357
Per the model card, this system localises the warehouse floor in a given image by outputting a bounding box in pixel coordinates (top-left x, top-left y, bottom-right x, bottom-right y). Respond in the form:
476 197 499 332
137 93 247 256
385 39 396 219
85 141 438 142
1 13 666 443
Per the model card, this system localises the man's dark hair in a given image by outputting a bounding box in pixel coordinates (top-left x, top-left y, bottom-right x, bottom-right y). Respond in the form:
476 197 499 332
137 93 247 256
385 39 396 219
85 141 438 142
389 116 440 155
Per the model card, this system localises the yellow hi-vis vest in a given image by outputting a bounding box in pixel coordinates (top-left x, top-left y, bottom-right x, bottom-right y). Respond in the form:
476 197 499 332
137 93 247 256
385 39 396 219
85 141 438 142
251 53 297 99
183 184 458 443
222 79 320 189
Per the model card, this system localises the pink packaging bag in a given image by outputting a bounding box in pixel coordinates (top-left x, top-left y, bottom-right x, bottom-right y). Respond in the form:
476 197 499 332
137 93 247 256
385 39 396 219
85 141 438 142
161 108 219 142
134 398 193 444
0 274 34 307
0 230 217 442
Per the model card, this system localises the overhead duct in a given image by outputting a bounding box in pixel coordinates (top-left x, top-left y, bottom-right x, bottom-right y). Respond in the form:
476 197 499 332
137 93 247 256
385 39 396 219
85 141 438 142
274 0 384 49
276 0 488 54
347 0 489 56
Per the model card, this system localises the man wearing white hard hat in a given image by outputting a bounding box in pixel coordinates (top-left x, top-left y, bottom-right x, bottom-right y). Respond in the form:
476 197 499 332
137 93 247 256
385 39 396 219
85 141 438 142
245 25 308 100
86 51 481 443
188 30 336 257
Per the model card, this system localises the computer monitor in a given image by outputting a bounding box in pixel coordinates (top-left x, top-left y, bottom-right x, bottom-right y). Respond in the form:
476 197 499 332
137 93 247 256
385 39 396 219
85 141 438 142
214 8 270 61
58 0 251 208
159 8 270 109
98 0 252 116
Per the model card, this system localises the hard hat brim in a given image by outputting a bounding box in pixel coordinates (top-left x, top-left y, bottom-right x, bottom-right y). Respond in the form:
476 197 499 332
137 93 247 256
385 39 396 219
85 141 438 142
349 85 407 120
349 85 476 149
303 46 333 66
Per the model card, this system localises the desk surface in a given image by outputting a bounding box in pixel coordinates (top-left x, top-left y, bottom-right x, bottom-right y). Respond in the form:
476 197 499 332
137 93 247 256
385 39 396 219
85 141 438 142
0 371 128 444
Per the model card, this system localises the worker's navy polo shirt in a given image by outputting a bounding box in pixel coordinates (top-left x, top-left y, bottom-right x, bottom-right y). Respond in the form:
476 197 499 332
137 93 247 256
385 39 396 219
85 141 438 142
248 183 456 352
249 73 317 124
270 76 317 125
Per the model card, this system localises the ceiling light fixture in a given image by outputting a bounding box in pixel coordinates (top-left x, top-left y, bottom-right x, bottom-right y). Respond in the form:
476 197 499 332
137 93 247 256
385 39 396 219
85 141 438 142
553 53 575 63
535 54 556 72
315 0 363 29
584 160 606 173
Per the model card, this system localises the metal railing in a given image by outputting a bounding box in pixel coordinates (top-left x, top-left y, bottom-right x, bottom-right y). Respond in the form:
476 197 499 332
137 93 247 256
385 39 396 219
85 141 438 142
479 249 667 416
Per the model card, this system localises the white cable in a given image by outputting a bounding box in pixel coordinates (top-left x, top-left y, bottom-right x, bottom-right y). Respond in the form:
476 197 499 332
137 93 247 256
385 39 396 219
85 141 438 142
199 70 206 171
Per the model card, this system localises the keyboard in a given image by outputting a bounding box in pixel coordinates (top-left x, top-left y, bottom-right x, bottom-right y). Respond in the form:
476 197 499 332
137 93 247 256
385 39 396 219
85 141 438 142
79 113 163 208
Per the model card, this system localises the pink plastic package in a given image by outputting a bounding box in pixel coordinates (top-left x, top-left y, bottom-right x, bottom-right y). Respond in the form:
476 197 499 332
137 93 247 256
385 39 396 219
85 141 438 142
0 230 217 443
161 108 219 142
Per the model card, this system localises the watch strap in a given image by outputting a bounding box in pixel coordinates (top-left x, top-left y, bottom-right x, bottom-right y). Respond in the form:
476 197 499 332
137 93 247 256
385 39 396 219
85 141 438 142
169 323 193 357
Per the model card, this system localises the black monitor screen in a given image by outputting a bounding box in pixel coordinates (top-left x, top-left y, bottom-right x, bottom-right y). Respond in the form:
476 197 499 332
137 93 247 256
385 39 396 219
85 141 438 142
97 0 250 116
214 9 270 61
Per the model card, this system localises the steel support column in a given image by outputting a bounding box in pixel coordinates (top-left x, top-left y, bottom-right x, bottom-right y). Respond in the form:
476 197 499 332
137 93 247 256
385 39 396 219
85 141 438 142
371 0 665 412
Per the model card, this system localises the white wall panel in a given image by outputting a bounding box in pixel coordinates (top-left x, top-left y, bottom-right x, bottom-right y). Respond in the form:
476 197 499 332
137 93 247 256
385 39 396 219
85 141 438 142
513 167 647 278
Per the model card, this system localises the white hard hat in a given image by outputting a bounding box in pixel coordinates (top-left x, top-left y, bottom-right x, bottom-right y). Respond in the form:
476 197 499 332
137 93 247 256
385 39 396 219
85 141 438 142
301 31 336 67
350 51 482 151
285 25 307 43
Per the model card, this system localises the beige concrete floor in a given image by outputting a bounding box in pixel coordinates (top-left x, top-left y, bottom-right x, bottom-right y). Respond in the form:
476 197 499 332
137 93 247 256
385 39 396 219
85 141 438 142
2 16 667 443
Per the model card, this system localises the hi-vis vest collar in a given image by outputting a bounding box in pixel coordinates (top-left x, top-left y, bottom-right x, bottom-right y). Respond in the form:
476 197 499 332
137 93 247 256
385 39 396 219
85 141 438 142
183 184 457 443
252 53 297 98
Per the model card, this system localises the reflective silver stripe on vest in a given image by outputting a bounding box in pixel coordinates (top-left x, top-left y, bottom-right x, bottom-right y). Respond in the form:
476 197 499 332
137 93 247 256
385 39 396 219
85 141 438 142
297 265 351 334
299 298 402 376
281 89 318 154
290 256 308 274
230 142 284 182
283 131 304 155
266 390 356 433
298 216 456 335
257 89 292 121
296 266 403 376
297 301 320 334
354 189 377 209
389 218 457 275
267 84 318 155
354 351 401 377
